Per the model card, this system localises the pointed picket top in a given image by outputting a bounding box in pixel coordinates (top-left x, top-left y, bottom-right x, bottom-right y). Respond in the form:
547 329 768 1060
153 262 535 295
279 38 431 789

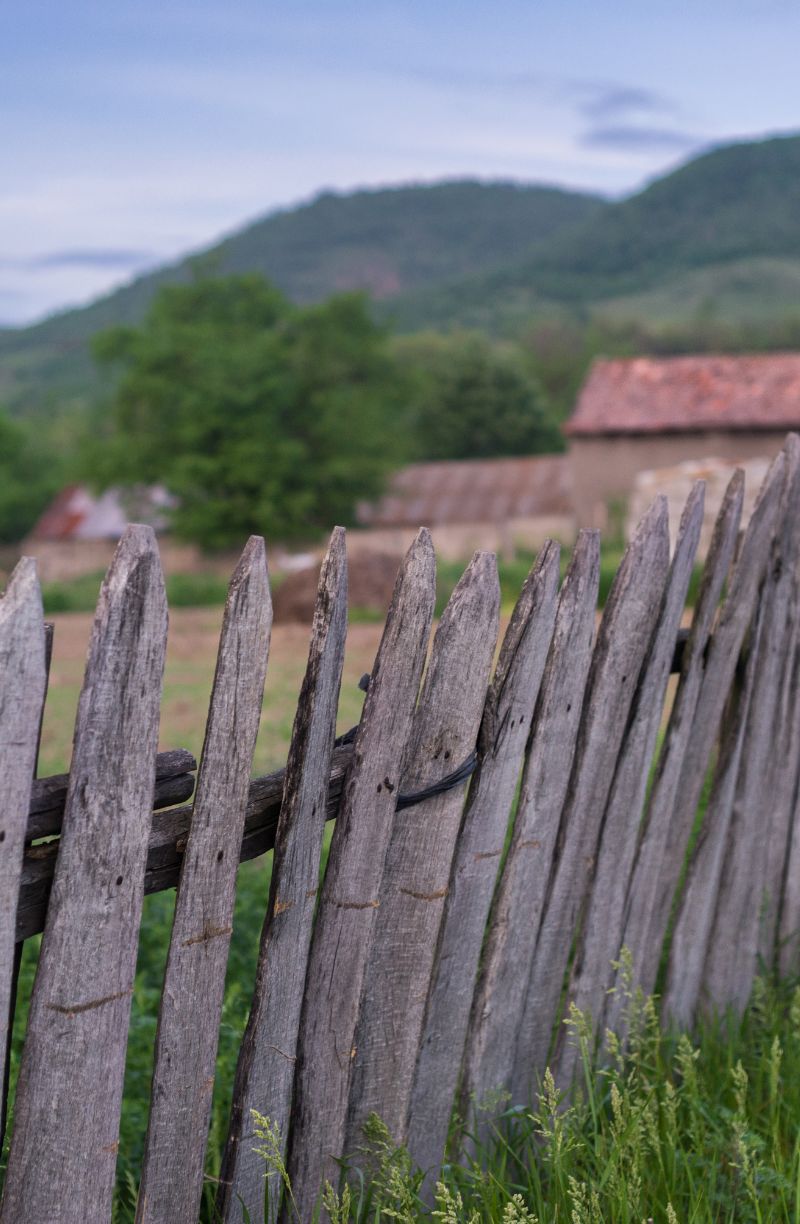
463 529 600 1124
663 449 787 1027
0 558 46 1117
556 481 705 1088
606 467 745 1029
286 527 436 1219
1 525 168 1224
407 540 562 1193
344 549 500 1154
218 527 348 1224
514 495 670 1085
138 534 272 1224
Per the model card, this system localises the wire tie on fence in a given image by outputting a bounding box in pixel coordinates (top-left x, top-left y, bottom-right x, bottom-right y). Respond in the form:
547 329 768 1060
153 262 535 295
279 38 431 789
334 673 479 810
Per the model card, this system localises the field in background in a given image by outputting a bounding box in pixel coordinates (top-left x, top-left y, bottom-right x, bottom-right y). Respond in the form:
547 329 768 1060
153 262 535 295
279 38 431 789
38 608 383 778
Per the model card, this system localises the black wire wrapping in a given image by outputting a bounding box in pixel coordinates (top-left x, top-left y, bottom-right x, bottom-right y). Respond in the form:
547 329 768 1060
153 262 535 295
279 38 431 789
333 673 479 811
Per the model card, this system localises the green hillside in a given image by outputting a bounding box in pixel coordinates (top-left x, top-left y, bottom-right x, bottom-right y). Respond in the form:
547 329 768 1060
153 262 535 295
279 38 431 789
386 133 800 332
0 180 605 417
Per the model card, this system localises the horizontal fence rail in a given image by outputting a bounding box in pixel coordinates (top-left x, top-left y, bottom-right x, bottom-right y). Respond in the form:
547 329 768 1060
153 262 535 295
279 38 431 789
1 432 799 1221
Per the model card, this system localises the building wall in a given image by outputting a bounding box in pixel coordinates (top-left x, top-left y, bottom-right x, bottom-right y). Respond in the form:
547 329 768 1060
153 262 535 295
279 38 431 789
568 429 790 527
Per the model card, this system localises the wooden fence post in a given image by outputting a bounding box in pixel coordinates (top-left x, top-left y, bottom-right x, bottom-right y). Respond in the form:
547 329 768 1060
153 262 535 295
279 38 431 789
136 536 272 1224
701 437 800 1013
0 561 46 1121
554 483 704 1086
661 450 787 1026
343 551 500 1157
217 529 347 1224
406 541 561 1194
605 470 745 1032
460 531 599 1129
285 529 436 1221
0 526 167 1224
511 496 670 1092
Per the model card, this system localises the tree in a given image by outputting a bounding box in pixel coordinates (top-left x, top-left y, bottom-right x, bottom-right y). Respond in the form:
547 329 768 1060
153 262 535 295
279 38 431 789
395 331 562 461
0 410 59 544
91 275 408 549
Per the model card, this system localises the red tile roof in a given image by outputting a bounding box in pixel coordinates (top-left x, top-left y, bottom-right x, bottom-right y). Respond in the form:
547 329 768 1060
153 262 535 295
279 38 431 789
357 456 572 528
567 354 800 437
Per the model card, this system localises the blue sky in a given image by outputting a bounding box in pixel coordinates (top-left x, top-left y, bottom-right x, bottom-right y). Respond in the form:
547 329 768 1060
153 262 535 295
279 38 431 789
3 0 800 325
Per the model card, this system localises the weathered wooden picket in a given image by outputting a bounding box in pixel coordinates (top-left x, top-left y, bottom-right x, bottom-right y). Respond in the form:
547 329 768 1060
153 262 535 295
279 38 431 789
1 433 800 1222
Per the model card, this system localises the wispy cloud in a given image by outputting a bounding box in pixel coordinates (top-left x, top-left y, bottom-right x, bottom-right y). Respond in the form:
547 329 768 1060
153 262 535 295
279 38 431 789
0 248 157 272
581 125 704 153
578 84 676 121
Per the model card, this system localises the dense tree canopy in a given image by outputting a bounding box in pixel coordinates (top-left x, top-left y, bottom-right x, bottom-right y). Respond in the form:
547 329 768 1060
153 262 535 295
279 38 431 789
397 331 562 461
91 275 409 548
0 410 59 544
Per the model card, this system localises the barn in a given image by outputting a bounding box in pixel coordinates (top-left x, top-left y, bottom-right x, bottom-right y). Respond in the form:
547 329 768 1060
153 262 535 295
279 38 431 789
567 354 800 526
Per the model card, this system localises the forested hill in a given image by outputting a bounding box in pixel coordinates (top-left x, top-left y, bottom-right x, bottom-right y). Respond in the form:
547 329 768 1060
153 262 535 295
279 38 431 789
0 181 605 417
387 133 800 331
4 132 800 418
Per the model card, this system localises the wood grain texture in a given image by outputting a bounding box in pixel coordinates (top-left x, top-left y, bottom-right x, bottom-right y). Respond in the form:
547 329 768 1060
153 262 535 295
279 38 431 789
27 748 196 841
664 598 766 1026
406 541 561 1193
702 438 800 1011
758 435 800 968
0 526 167 1224
344 551 500 1156
0 560 46 1118
659 450 786 1026
217 529 347 1224
605 470 745 1033
285 529 436 1221
512 497 670 1090
14 743 354 942
460 532 600 1125
137 536 272 1224
555 483 704 1086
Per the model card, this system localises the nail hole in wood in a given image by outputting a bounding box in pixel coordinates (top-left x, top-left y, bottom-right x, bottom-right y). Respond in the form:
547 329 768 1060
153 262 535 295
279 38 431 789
116 875 123 886
217 850 224 863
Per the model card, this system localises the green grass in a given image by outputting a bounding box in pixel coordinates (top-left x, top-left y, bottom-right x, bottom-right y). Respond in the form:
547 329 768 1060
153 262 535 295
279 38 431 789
41 570 235 614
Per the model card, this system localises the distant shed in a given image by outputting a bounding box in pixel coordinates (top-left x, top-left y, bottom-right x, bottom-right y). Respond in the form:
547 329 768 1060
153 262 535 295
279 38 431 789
567 354 800 525
353 455 574 559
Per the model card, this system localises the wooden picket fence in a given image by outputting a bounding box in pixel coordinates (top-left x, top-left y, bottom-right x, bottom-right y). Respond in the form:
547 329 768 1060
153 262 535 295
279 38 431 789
1 433 800 1222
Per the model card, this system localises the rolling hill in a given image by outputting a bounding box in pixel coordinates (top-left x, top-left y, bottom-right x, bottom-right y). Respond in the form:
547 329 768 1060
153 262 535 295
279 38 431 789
386 133 800 332
3 132 800 418
0 181 605 417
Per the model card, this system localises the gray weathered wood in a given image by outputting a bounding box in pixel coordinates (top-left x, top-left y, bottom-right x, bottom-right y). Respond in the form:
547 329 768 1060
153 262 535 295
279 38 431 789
758 436 800 967
701 439 800 1012
0 561 47 1119
555 483 704 1086
511 496 670 1093
285 529 436 1221
658 450 786 1026
605 470 745 1034
14 743 353 942
27 748 197 841
664 597 766 1026
344 551 500 1157
0 526 167 1224
1 618 52 1154
137 536 272 1224
217 528 347 1224
779 755 800 978
406 541 561 1193
460 532 599 1128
